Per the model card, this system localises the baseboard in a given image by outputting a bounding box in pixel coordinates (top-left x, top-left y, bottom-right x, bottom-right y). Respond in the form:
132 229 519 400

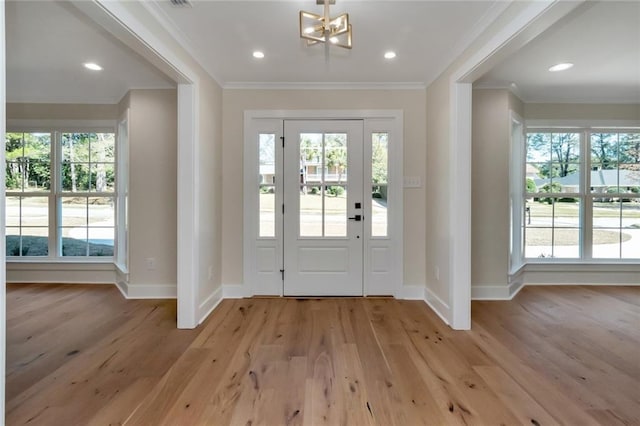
198 286 223 325
400 284 427 300
472 280 524 300
115 280 129 298
223 284 250 298
125 283 177 299
7 262 115 284
424 287 451 325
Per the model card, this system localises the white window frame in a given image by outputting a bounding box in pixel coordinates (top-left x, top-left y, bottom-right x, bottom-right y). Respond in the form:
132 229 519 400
520 121 640 264
6 120 121 262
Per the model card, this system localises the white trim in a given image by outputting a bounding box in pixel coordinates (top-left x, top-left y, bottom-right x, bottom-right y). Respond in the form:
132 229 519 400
471 281 525 300
444 0 585 330
198 286 223 325
448 82 472 330
6 262 116 284
400 285 426 300
1 2 7 420
424 287 451 326
430 0 511 89
124 284 177 299
139 1 218 84
223 284 251 299
115 280 129 298
90 1 196 84
224 82 426 91
177 84 199 328
245 110 405 120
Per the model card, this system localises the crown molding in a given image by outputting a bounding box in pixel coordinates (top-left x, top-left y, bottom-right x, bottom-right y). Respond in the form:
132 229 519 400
222 81 426 90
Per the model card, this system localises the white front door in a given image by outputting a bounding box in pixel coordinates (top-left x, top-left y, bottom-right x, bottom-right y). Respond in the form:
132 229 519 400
283 120 364 296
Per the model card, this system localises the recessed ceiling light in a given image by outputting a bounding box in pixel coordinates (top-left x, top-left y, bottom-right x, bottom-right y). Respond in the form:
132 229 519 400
384 51 397 60
252 51 265 59
83 62 102 71
548 62 573 72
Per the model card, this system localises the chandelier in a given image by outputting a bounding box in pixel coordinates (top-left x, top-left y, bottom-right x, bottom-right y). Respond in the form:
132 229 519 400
299 0 352 50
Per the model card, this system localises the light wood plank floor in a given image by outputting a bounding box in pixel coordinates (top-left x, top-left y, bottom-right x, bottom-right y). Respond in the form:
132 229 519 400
6 284 639 425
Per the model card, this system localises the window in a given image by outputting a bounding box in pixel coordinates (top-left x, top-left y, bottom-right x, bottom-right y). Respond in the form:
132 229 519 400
523 129 640 261
371 132 389 237
298 132 348 237
258 133 276 237
5 130 117 259
6 132 51 257
590 132 640 259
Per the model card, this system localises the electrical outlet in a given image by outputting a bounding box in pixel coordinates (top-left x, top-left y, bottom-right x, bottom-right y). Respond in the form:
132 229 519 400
208 266 213 280
434 266 440 281
146 257 156 270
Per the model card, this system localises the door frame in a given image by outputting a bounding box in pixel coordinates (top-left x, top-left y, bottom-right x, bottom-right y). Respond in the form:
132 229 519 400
243 110 403 298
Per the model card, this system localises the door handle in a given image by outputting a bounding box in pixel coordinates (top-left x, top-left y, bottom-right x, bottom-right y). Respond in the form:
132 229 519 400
348 215 362 221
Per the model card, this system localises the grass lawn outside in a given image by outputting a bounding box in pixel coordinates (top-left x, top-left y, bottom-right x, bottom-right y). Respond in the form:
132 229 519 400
6 235 114 257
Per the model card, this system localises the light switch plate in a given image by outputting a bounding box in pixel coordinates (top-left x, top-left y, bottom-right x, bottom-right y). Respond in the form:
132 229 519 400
403 176 422 188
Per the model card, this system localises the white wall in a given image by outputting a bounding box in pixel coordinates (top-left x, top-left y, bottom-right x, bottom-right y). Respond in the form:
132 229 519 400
221 89 427 290
197 77 224 306
124 89 178 293
471 89 511 290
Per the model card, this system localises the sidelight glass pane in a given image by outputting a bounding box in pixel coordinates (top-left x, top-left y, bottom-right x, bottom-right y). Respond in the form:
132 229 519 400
325 186 347 237
259 133 275 184
372 185 388 237
259 185 275 237
372 132 388 237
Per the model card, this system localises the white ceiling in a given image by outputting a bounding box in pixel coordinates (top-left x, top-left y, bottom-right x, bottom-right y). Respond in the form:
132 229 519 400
475 1 640 104
5 1 176 104
6 1 639 105
150 0 500 87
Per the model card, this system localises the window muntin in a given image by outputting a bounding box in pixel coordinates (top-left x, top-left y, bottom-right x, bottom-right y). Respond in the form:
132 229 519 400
5 130 117 259
523 129 639 261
